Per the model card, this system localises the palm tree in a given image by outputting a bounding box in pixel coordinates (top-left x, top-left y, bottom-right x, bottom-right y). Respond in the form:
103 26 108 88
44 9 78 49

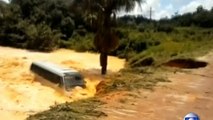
71 0 144 75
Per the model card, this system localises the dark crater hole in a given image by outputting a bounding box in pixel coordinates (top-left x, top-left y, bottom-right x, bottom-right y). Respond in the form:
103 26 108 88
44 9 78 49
163 59 208 69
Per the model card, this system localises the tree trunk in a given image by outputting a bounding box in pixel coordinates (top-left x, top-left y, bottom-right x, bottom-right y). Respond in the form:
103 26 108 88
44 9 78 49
100 52 108 75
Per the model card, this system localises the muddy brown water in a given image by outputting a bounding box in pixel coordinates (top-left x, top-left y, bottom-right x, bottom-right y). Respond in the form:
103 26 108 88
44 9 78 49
0 46 125 120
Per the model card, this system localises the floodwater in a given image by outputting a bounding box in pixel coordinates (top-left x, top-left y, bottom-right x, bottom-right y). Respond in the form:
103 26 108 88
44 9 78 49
0 47 125 120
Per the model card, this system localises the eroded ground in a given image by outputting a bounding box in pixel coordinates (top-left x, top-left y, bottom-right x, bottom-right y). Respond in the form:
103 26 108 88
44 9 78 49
100 53 213 120
0 46 125 120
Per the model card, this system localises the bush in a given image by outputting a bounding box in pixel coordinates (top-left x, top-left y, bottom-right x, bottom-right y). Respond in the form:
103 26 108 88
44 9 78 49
25 23 61 51
0 19 27 48
63 33 95 52
0 18 61 52
156 24 174 33
111 29 161 60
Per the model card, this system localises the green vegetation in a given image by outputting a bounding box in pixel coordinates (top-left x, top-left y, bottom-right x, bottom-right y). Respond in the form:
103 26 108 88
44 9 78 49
126 27 213 67
60 33 96 52
0 0 79 51
97 67 171 94
27 98 107 120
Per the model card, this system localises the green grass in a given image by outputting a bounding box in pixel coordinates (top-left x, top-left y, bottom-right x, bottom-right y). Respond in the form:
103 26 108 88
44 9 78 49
127 27 213 67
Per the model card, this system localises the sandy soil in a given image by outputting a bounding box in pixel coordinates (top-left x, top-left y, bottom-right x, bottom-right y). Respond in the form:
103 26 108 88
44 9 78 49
100 52 213 120
0 46 125 120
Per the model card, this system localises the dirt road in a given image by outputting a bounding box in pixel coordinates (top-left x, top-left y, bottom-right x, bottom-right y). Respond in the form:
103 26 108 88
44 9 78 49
0 46 125 120
100 53 213 120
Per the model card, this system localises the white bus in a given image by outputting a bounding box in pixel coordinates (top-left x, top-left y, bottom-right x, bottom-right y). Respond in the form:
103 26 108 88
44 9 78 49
30 61 85 92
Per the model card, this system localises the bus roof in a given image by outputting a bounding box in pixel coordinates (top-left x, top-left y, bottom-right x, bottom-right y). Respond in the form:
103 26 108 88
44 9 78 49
32 61 78 76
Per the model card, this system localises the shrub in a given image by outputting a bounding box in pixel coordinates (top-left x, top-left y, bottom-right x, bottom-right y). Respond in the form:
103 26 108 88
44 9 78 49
67 33 95 52
156 24 174 33
0 18 61 52
25 23 61 51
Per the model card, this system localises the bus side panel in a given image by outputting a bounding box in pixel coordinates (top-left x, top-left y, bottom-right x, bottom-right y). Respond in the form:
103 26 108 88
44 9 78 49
34 74 65 94
31 64 62 84
31 64 63 88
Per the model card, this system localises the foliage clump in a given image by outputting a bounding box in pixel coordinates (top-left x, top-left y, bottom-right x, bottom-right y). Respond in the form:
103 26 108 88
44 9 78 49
96 67 171 94
27 98 107 120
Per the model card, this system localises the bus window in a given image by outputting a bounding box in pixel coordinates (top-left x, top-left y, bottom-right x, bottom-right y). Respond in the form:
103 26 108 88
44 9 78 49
63 75 84 91
64 76 75 91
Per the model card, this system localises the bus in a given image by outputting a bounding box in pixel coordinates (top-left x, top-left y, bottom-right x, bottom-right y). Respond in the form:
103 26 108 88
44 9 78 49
30 61 85 92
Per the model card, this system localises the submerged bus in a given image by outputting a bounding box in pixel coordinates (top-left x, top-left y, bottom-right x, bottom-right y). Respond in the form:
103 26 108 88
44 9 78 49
30 61 85 92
